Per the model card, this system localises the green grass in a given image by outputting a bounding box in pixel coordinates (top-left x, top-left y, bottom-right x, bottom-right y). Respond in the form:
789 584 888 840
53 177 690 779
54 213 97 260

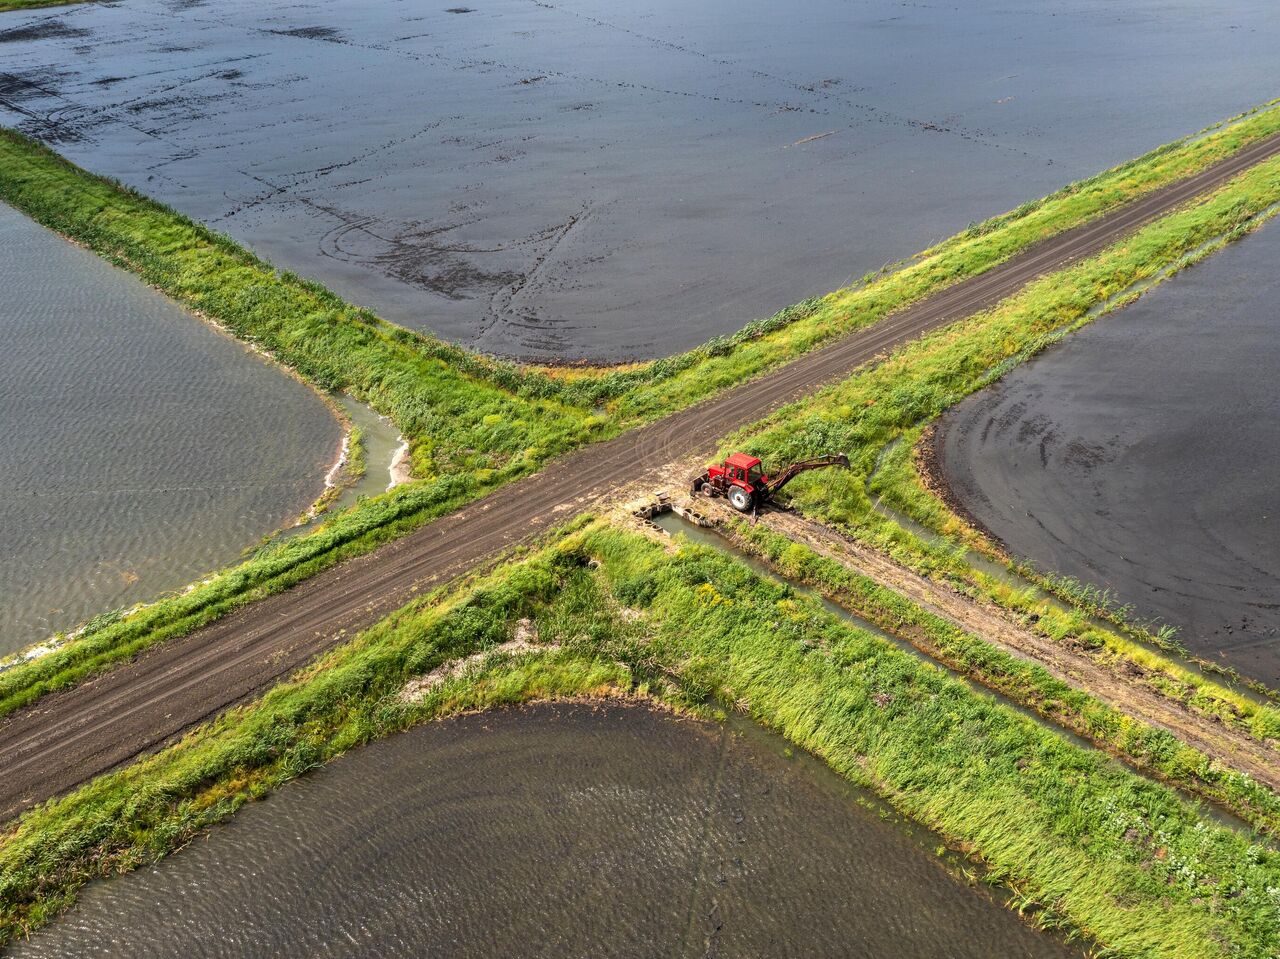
723 153 1280 744
716 515 1280 836
588 524 1280 958
5 98 1280 710
0 129 604 714
344 424 367 486
0 0 84 11
4 518 1278 957
871 424 1280 725
877 424 1280 707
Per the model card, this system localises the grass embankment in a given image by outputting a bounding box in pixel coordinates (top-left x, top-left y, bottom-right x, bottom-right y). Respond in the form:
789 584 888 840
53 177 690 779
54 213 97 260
4 520 1278 957
717 516 1280 835
0 0 82 11
869 429 1273 706
4 98 1280 713
874 427 1255 676
726 154 1280 744
0 130 595 715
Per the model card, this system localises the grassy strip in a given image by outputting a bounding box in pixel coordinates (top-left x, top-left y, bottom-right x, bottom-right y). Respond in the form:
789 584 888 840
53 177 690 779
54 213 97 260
727 153 1280 745
5 518 1279 957
0 0 84 11
344 424 367 485
567 97 1280 416
589 525 1280 957
5 98 1280 714
864 427 1254 687
0 129 602 714
0 519 640 941
716 516 1280 835
873 425 1280 703
874 424 1271 696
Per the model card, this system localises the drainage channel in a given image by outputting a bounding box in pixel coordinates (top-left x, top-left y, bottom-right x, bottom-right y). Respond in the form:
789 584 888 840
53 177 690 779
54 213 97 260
332 394 407 506
273 394 407 547
648 508 1259 838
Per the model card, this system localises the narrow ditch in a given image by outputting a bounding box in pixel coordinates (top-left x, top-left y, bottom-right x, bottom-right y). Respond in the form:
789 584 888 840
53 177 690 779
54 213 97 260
332 394 409 504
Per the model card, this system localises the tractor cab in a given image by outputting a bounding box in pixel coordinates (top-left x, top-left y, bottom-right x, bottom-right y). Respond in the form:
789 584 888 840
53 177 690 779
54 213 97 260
709 452 766 493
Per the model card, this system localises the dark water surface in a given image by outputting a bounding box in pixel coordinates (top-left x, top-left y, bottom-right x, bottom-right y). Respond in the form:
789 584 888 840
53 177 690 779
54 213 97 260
1 0 1276 359
0 203 341 654
11 702 1083 959
936 221 1280 686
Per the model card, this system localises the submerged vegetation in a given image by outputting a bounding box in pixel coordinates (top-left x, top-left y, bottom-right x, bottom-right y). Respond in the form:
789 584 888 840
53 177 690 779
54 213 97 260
3 519 1278 958
4 98 1280 708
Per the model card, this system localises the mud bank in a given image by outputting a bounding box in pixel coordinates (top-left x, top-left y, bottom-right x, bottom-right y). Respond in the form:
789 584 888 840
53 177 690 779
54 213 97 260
12 702 1082 959
934 221 1280 686
0 202 342 654
1 0 1277 359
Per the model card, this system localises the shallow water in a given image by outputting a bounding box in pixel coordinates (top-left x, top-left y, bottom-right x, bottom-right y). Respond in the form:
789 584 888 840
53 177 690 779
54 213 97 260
12 702 1083 959
0 203 341 654
936 221 1280 687
334 393 406 501
1 0 1277 360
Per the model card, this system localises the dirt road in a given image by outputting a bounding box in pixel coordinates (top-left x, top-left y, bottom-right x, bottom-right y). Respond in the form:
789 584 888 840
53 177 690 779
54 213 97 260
3 132 1279 822
752 507 1280 795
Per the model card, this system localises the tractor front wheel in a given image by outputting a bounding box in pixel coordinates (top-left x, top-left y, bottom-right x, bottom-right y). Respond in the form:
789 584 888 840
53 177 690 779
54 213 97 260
727 486 753 512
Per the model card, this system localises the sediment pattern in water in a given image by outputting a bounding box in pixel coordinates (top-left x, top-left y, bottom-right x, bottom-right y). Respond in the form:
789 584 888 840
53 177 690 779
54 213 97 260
0 203 341 653
0 0 1277 359
14 703 1082 958
936 221 1280 686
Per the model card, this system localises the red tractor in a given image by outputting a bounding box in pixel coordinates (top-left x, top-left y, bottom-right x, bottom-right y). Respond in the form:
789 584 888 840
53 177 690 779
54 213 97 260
690 452 850 513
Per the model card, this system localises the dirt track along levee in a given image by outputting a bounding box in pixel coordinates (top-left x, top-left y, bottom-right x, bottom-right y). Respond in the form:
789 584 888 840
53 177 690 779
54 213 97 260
2 131 1279 822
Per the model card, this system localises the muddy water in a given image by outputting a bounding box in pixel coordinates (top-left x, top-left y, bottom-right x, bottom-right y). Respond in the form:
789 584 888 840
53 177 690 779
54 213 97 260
12 702 1083 959
1 0 1277 360
936 221 1280 687
0 203 341 654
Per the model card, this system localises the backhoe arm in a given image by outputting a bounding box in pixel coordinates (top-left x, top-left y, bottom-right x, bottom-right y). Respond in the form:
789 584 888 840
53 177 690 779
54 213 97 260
764 453 850 496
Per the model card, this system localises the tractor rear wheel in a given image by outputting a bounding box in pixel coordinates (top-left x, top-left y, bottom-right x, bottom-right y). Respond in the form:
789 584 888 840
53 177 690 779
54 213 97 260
728 486 753 512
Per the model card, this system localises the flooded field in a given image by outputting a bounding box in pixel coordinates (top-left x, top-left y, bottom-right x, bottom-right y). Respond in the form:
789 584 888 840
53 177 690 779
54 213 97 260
935 222 1280 687
12 702 1083 959
0 203 341 654
1 0 1276 360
